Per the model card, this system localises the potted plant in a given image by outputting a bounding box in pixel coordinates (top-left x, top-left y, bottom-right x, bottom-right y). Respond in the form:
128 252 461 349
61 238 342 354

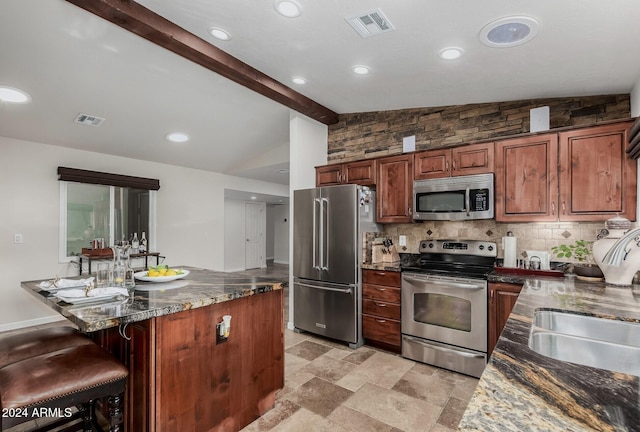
551 240 604 280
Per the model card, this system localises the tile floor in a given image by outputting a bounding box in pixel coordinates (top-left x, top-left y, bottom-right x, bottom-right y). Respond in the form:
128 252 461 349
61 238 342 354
3 263 479 432
239 263 479 432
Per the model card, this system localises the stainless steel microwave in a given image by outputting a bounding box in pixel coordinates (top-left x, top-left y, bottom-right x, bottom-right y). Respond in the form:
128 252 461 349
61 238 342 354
413 173 494 221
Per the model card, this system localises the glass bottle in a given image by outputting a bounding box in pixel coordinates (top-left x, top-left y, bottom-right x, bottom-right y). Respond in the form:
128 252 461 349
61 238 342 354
139 232 147 253
131 232 139 253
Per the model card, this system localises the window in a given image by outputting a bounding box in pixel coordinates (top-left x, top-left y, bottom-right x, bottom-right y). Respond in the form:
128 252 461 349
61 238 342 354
59 182 156 260
57 167 158 261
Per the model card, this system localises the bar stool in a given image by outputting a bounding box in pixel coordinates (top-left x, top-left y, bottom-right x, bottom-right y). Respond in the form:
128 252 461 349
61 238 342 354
0 326 129 432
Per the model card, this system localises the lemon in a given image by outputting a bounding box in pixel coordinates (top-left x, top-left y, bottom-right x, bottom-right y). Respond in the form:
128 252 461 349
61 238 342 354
165 270 177 276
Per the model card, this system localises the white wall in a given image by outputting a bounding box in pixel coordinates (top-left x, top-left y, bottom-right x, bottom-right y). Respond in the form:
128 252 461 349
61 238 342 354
631 76 640 116
0 136 288 331
288 112 329 329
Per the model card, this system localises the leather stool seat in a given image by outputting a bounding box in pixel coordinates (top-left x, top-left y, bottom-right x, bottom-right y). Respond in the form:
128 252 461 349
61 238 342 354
0 326 93 368
0 328 128 432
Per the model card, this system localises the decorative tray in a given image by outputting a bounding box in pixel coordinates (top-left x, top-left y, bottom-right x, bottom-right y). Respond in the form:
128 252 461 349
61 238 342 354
493 266 564 278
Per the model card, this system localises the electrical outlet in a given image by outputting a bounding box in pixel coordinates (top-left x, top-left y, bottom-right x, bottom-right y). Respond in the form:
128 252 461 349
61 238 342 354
14 234 23 244
398 235 407 246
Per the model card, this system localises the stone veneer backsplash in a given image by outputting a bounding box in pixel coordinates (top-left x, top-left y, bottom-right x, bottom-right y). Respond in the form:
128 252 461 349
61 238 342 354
382 221 606 263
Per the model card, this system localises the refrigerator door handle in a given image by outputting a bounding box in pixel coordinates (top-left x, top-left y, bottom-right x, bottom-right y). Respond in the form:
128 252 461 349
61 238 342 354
313 197 320 270
295 281 354 294
321 197 329 271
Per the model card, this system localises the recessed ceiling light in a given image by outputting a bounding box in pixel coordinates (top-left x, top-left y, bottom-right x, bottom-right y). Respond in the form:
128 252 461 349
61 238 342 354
439 47 464 60
250 196 257 200
274 0 302 18
480 16 539 48
165 132 190 143
208 27 231 41
291 76 306 85
352 65 370 75
0 86 31 103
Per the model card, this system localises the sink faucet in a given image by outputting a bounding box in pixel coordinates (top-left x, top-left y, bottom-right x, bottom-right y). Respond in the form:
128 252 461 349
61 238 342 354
601 227 640 266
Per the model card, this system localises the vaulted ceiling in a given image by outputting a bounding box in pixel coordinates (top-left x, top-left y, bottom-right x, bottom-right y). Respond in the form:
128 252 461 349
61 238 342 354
2 0 639 189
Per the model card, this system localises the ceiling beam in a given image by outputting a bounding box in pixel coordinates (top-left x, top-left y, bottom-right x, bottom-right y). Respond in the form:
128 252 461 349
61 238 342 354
65 0 339 125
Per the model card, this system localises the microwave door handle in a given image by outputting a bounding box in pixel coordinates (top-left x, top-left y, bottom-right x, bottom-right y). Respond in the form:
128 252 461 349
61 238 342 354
465 187 470 217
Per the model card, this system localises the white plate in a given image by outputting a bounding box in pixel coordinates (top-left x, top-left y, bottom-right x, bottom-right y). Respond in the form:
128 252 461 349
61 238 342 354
134 269 189 283
56 292 125 304
135 280 190 291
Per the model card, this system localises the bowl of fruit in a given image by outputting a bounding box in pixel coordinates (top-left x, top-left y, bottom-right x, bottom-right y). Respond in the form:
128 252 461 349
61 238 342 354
134 265 189 283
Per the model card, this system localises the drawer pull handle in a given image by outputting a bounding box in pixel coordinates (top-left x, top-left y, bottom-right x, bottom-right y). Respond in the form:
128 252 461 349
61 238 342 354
375 287 387 291
374 272 386 276
375 302 387 307
376 319 387 323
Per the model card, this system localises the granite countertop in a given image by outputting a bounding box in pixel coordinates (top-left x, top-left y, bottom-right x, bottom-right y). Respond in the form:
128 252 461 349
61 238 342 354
361 253 419 272
22 266 283 333
459 277 640 431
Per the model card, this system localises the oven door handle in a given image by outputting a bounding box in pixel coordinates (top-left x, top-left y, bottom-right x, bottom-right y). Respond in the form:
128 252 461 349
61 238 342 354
403 274 484 290
402 335 486 359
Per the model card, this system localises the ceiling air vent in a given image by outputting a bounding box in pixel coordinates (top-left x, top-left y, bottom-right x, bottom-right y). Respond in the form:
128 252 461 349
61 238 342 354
74 113 105 127
346 8 395 38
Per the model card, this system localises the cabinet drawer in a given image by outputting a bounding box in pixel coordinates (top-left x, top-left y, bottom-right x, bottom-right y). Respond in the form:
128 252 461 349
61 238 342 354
363 299 400 320
362 315 401 347
362 270 401 287
362 284 401 303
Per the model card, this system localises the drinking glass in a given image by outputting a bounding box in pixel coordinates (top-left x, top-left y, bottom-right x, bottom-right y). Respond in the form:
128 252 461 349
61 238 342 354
96 263 110 287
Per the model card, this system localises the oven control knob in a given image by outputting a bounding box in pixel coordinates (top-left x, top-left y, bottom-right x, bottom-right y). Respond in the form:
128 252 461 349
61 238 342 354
428 242 434 248
478 244 485 250
487 245 494 251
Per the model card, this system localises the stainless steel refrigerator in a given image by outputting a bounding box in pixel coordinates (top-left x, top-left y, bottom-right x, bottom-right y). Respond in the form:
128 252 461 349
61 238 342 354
293 184 380 348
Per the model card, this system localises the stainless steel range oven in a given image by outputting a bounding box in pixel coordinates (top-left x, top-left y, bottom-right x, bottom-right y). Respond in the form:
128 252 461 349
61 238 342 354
401 239 496 378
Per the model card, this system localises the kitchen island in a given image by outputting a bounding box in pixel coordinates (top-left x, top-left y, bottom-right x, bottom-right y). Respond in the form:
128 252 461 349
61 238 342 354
22 266 284 432
458 276 640 431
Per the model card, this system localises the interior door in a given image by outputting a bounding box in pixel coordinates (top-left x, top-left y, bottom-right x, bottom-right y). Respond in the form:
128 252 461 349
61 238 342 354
245 202 265 269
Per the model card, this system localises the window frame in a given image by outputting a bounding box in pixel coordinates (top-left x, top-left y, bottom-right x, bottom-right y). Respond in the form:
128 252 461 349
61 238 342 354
58 181 157 263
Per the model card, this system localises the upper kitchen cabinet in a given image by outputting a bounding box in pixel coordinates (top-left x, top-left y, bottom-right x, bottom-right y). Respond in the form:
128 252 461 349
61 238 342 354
495 134 559 222
414 143 494 180
376 154 413 223
316 159 376 187
558 120 636 221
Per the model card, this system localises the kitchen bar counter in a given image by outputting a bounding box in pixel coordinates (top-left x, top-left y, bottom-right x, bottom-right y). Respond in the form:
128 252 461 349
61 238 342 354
22 265 282 332
22 266 284 432
459 277 640 431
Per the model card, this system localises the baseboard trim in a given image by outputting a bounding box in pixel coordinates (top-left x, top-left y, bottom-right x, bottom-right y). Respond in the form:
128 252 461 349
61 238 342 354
0 316 67 333
224 267 246 273
274 260 289 265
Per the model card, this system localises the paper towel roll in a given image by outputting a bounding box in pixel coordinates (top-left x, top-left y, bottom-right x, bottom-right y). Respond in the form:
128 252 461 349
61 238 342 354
502 236 518 268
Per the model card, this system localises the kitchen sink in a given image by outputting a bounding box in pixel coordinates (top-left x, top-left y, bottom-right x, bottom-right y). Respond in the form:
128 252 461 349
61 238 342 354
528 310 640 376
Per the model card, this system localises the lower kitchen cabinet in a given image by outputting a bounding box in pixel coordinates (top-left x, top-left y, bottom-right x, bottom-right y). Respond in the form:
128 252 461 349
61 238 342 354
362 269 401 353
488 282 523 355
92 290 284 431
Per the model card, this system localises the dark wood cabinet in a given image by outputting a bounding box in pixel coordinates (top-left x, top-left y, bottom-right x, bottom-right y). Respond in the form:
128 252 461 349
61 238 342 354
496 121 636 222
558 120 636 221
362 269 401 353
414 143 494 179
376 154 413 223
316 159 376 187
488 282 522 355
93 290 284 432
495 133 559 222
